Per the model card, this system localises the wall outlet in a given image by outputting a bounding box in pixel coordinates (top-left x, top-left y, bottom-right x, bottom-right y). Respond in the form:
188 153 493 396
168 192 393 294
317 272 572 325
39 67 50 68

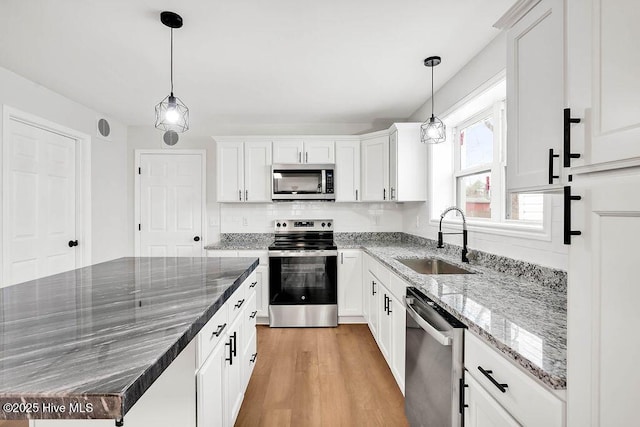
242 217 248 227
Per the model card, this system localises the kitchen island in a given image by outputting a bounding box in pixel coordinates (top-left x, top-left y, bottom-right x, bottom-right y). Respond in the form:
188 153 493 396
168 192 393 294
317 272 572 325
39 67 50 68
0 256 258 424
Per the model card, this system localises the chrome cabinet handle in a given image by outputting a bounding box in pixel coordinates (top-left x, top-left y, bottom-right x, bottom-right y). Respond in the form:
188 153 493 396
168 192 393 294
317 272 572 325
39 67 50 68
355 189 358 201
477 366 508 393
245 190 248 201
391 187 395 200
298 152 302 163
211 323 227 339
305 152 308 163
341 253 344 264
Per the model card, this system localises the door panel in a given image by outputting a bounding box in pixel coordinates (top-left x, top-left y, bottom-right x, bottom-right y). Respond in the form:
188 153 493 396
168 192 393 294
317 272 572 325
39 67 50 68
139 153 203 257
4 119 77 286
244 141 272 202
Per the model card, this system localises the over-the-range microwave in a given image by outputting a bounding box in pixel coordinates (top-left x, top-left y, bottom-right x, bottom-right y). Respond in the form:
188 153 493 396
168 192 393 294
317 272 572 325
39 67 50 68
272 163 335 201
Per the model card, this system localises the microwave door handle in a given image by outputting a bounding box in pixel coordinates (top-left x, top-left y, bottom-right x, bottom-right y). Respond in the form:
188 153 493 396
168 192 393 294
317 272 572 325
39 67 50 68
322 169 326 194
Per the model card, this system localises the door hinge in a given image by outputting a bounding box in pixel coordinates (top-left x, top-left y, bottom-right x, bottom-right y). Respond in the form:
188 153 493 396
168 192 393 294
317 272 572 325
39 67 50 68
138 224 141 231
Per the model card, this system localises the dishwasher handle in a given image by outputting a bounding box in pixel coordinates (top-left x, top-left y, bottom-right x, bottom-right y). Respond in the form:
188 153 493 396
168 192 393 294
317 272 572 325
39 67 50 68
404 296 452 346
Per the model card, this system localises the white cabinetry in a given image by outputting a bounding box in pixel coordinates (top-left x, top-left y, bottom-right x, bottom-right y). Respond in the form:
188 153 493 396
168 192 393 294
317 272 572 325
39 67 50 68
504 0 565 192
567 169 640 427
337 249 363 318
465 374 520 427
464 331 564 427
388 124 427 201
362 253 406 393
361 135 390 201
216 141 272 202
196 338 226 427
335 140 361 202
567 0 640 171
272 140 334 164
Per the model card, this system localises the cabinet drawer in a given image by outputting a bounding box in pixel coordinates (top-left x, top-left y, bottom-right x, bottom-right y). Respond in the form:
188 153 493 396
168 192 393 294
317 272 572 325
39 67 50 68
368 256 390 285
465 331 565 427
229 272 255 322
388 272 409 302
197 303 229 367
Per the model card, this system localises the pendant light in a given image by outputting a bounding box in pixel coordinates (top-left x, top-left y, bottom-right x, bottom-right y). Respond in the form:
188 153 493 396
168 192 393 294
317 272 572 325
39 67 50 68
155 11 189 133
420 56 446 144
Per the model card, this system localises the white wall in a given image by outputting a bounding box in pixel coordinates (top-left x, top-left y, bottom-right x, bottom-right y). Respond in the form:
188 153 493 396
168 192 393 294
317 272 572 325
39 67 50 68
126 122 388 247
0 66 129 266
405 33 568 270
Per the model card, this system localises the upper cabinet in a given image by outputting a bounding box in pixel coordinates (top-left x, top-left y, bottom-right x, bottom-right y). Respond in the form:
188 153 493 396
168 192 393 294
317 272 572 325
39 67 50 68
335 140 361 202
216 140 272 202
272 140 335 164
566 0 640 173
504 0 565 193
361 134 390 201
389 124 427 201
361 124 427 202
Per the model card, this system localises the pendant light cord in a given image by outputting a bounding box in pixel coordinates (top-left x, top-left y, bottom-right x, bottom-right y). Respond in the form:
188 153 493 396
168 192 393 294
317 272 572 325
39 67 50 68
431 66 434 118
170 28 174 94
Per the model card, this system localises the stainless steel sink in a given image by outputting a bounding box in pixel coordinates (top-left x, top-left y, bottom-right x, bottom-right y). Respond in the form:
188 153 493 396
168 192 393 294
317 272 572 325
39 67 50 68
396 258 475 275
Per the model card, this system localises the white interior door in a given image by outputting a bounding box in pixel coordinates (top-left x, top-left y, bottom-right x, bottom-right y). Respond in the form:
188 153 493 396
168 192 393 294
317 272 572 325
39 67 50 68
139 153 204 257
3 118 77 286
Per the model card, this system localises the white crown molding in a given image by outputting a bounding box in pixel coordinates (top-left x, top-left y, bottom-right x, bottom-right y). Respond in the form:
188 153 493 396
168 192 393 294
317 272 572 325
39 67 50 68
493 0 542 29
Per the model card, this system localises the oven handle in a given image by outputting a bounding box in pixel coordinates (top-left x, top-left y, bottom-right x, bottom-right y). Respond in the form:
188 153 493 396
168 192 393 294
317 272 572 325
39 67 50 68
268 250 338 258
404 296 452 346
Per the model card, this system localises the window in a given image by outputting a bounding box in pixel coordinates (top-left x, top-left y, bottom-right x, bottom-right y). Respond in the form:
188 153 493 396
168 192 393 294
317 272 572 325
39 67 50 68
434 75 544 229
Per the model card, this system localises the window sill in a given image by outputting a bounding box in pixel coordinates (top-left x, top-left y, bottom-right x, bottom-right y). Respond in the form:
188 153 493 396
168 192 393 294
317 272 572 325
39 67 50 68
429 218 551 242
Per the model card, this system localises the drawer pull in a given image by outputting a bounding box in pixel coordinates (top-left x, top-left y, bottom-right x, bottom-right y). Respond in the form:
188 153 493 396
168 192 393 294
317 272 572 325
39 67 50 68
225 339 233 365
249 311 257 319
250 353 257 363
250 281 257 288
478 366 508 393
211 323 227 339
235 299 245 309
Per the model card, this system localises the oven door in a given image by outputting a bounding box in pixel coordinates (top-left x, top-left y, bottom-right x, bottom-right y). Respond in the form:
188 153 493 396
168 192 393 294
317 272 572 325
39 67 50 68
268 251 337 305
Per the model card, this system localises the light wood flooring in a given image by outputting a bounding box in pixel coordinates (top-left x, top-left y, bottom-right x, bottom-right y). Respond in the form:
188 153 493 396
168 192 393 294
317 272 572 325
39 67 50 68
235 324 409 427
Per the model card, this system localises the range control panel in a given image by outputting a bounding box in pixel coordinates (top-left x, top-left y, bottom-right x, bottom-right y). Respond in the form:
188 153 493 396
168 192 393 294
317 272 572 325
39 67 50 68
274 219 333 232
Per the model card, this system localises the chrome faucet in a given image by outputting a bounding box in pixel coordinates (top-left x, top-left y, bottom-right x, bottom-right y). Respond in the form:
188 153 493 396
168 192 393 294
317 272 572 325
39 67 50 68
437 206 469 263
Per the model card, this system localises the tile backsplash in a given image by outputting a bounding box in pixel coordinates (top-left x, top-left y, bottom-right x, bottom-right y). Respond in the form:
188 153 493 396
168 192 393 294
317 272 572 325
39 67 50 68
219 202 404 233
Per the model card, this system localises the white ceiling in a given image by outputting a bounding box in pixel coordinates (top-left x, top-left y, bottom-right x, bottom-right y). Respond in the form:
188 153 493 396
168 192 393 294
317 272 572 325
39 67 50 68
0 0 514 130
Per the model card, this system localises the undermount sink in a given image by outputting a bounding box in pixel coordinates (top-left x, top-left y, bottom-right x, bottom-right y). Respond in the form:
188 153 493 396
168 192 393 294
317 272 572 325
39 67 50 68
396 258 475 275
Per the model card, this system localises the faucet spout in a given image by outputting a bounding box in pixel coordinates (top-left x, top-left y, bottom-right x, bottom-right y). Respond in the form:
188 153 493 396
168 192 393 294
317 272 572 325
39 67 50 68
437 206 469 263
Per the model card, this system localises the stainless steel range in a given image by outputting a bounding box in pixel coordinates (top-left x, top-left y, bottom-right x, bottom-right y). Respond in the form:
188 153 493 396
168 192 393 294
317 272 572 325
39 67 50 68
268 219 337 327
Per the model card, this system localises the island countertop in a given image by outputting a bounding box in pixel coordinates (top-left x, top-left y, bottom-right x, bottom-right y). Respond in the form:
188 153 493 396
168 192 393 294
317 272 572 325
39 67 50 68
0 256 258 420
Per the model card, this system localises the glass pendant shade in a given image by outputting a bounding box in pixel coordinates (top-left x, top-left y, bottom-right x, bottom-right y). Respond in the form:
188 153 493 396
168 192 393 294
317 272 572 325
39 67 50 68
421 114 446 144
155 93 189 132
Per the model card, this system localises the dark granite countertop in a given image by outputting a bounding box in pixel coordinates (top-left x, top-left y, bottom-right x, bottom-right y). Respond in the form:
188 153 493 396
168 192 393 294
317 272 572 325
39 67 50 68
0 257 258 420
337 236 567 390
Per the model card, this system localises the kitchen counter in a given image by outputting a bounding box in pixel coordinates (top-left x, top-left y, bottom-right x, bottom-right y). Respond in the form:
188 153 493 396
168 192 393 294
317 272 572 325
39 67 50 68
204 233 273 250
0 256 258 420
340 237 567 390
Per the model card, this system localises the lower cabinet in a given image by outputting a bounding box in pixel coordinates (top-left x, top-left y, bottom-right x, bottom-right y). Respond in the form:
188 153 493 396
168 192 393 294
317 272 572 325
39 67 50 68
337 249 363 318
196 271 258 427
465 374 520 427
363 253 406 394
464 331 565 427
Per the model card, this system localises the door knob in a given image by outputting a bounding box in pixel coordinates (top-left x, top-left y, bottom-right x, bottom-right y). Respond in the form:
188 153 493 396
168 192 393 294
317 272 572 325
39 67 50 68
68 240 78 247
194 236 200 242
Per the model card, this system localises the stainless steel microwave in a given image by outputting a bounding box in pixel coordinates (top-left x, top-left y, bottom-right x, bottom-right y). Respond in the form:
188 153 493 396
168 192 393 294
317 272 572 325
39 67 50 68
272 163 335 201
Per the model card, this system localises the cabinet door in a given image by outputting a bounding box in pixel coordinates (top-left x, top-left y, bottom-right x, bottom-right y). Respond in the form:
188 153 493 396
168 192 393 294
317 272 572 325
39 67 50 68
465 374 520 427
335 140 361 202
361 135 390 201
506 0 564 192
197 341 227 427
226 315 244 427
389 292 405 394
568 170 640 427
254 265 269 318
378 290 392 363
366 271 380 338
244 141 272 202
304 140 335 163
337 250 363 317
241 290 257 389
272 140 303 164
389 130 398 201
217 141 244 202
567 0 640 171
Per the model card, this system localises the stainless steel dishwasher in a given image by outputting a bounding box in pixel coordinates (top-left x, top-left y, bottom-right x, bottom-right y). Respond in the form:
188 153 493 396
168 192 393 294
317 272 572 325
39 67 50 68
405 286 466 427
